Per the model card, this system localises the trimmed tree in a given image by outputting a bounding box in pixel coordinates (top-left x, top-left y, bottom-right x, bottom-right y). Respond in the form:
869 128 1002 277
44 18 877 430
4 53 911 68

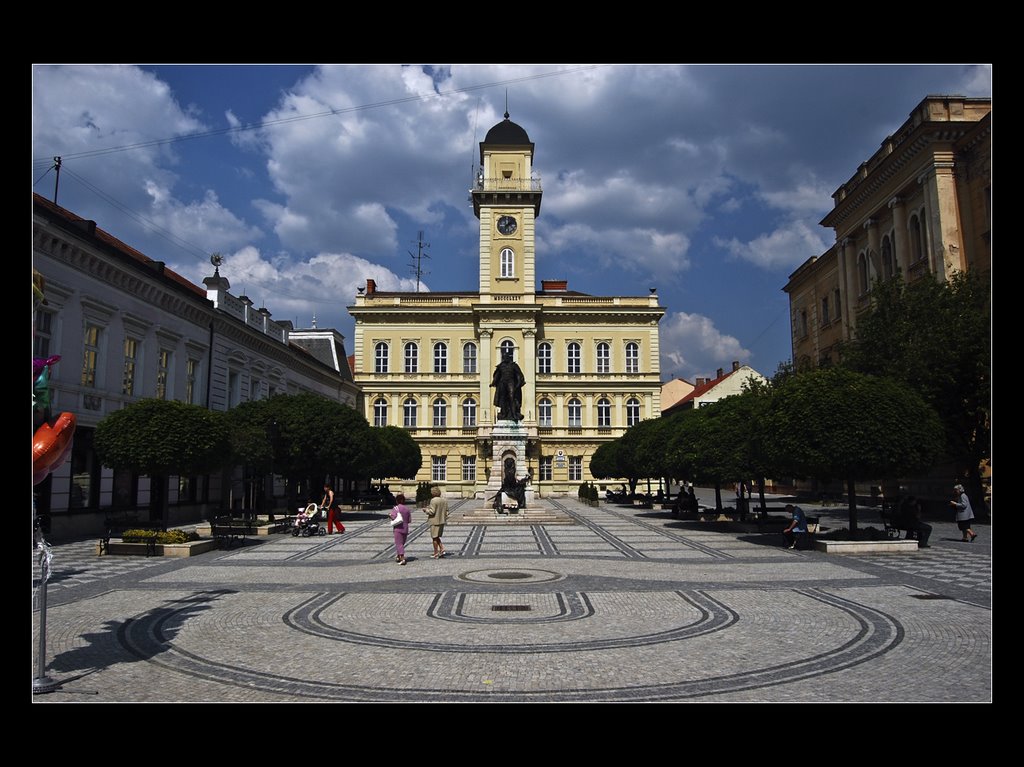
227 393 375 508
94 399 231 520
762 367 945 533
840 271 991 516
365 426 423 482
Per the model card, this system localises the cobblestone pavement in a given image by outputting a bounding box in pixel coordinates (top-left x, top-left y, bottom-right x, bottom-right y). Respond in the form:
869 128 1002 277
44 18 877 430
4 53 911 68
31 498 992 703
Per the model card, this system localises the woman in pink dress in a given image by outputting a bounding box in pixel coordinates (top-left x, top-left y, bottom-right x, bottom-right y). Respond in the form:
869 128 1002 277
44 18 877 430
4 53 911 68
389 493 413 565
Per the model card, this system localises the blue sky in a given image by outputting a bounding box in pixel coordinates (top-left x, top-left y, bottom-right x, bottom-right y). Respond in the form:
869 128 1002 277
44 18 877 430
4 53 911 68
32 64 991 382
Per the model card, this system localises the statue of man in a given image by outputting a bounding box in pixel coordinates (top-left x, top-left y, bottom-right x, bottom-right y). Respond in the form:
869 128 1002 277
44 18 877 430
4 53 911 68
491 349 525 421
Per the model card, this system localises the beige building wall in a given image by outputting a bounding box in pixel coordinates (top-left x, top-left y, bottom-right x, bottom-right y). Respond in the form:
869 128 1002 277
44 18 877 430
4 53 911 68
785 95 991 363
661 378 695 411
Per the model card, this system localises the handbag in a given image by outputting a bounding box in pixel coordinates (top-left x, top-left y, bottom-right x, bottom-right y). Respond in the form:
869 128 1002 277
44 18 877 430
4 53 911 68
389 510 404 528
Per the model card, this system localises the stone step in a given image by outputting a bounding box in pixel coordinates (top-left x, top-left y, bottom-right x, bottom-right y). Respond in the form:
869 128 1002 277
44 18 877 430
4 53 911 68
449 506 576 525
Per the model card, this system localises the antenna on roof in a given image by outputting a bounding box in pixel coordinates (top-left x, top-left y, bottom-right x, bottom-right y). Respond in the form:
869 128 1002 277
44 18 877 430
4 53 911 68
408 231 431 293
504 89 509 118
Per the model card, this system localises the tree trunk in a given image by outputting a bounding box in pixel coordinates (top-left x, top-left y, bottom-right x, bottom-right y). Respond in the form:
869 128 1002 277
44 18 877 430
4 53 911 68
965 465 989 522
757 477 767 512
847 477 858 534
714 482 722 511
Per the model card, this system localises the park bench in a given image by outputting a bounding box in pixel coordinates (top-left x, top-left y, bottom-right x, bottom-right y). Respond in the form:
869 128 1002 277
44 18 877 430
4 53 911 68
99 512 166 556
208 511 254 549
879 507 919 540
790 515 821 550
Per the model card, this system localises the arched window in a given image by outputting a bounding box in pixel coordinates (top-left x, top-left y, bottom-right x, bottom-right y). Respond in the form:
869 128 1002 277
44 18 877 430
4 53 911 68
433 398 447 428
625 342 639 374
404 342 418 373
500 247 515 278
597 398 611 427
500 339 515 359
909 214 924 263
537 343 551 374
567 342 581 374
373 398 388 427
568 398 582 427
857 253 869 294
463 342 477 374
538 398 552 427
596 343 610 374
881 235 894 280
626 398 641 427
462 397 477 427
433 342 447 373
374 342 389 373
403 398 418 428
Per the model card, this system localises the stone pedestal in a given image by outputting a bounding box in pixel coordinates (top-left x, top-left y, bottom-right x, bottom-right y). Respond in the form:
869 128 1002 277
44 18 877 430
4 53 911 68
484 420 534 506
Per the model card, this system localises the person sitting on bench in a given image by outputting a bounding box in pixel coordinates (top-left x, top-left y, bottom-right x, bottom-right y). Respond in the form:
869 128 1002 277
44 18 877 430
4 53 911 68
781 504 807 549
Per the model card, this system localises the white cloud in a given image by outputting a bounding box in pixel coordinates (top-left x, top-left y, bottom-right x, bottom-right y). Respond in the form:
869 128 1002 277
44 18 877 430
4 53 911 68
757 176 833 215
659 311 751 382
172 246 422 331
142 185 262 254
541 223 691 279
714 220 829 270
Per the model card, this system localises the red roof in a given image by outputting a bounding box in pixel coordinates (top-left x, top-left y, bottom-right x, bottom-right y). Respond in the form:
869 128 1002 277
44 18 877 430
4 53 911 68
33 193 206 299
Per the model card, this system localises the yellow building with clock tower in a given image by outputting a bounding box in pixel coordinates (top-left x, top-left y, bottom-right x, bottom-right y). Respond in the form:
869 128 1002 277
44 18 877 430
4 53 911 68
348 113 665 499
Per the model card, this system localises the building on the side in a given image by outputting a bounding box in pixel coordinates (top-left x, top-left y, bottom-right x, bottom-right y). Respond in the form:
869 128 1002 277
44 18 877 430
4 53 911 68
348 114 665 498
784 95 991 369
660 362 766 415
660 377 695 411
781 94 991 504
33 193 360 538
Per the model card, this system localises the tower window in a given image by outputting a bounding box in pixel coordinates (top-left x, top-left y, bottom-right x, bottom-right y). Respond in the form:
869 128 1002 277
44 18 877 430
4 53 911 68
500 248 515 278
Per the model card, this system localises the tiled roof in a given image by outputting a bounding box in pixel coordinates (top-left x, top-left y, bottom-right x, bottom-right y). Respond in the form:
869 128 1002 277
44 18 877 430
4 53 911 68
33 193 206 298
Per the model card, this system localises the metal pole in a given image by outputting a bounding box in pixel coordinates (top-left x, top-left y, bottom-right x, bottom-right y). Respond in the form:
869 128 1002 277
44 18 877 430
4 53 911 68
33 515 61 694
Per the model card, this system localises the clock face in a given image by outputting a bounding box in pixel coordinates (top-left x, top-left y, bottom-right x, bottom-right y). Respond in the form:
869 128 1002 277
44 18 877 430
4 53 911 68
497 215 517 236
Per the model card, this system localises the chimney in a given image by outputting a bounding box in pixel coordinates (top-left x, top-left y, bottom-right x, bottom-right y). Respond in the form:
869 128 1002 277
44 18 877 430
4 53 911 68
541 279 568 292
695 377 705 387
366 278 376 296
716 367 724 379
732 360 740 372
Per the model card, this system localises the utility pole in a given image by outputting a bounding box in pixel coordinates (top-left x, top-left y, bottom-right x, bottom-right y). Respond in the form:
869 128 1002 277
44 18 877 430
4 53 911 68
52 157 62 205
408 231 431 293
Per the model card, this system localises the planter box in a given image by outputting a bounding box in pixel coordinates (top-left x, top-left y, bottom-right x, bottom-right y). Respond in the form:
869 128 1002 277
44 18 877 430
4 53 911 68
813 539 920 554
195 522 290 537
95 539 218 557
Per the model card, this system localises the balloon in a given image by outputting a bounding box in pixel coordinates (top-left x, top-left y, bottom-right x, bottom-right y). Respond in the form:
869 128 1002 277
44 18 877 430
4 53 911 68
33 412 76 485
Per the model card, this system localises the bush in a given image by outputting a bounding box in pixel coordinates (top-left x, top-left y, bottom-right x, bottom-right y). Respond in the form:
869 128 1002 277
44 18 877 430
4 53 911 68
120 529 199 544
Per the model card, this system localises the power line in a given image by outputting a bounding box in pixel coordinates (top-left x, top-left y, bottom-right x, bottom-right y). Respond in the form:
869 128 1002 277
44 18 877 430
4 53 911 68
33 65 603 164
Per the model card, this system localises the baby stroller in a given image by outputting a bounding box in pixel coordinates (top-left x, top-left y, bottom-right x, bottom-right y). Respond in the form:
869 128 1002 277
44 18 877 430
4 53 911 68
292 503 327 537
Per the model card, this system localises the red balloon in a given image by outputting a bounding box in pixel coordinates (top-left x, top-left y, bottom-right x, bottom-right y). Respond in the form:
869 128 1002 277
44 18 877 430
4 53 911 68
33 412 76 485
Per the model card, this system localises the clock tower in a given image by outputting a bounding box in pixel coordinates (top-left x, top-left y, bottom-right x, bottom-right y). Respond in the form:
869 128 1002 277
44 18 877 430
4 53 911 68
472 112 542 301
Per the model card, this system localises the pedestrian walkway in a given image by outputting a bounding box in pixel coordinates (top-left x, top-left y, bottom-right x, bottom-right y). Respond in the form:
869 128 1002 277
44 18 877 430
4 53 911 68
31 497 991 702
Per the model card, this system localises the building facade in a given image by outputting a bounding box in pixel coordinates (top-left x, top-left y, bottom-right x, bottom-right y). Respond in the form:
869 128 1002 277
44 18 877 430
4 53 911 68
784 95 991 369
33 194 360 538
349 116 665 498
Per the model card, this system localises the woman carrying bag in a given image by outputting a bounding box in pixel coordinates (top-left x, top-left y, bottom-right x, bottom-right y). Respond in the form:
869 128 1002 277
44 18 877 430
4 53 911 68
389 493 412 565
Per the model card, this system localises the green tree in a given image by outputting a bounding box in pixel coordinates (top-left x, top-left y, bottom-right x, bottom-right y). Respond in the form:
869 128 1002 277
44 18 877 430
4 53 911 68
227 393 375 507
762 367 945 532
365 426 422 481
667 387 773 514
94 399 231 520
840 271 991 514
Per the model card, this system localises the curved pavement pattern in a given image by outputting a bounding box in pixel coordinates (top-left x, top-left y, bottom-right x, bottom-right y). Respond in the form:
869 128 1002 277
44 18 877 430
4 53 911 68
32 498 991 702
